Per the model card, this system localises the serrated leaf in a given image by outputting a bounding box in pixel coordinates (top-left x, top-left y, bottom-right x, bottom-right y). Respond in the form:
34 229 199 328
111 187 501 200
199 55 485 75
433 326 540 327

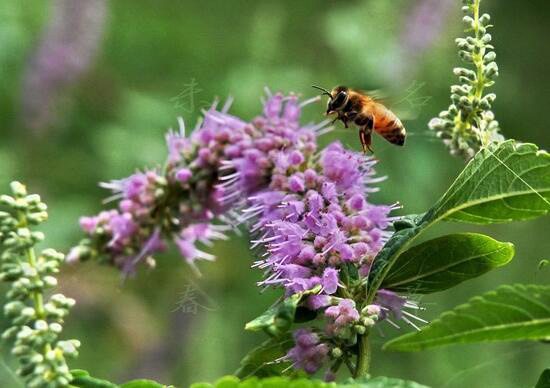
383 284 550 351
429 141 550 224
535 369 550 388
245 287 320 336
367 141 550 301
235 335 293 378
381 233 514 294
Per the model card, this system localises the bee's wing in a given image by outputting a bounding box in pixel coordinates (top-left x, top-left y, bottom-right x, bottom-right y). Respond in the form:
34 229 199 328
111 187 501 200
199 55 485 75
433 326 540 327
356 81 431 121
356 88 389 101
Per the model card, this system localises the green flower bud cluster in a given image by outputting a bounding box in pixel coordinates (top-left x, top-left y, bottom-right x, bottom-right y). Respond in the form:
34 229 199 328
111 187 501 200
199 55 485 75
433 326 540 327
360 304 381 329
0 182 79 387
429 0 504 159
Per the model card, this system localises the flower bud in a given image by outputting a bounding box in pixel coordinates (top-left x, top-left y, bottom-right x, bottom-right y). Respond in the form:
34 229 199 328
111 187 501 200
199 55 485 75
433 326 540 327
10 182 27 197
331 347 343 358
0 195 16 207
362 317 376 328
479 13 491 25
484 62 499 78
481 33 492 44
462 16 474 27
483 51 496 63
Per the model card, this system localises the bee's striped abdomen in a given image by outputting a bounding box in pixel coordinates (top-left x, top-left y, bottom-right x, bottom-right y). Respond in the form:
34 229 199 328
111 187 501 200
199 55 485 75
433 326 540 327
374 110 406 146
384 123 406 146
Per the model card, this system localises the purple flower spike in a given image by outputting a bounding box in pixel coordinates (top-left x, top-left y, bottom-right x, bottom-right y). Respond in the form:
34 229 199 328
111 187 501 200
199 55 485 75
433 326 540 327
74 90 329 274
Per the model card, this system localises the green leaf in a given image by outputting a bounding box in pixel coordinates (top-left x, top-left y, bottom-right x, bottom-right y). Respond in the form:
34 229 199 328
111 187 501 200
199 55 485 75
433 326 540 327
341 261 360 287
70 369 118 388
384 284 550 351
381 233 514 294
535 369 550 388
245 287 320 336
367 141 550 302
120 380 170 388
191 376 429 387
190 383 214 388
392 214 424 231
235 336 294 378
70 371 170 388
367 220 426 302
347 376 430 387
212 376 240 388
429 141 550 224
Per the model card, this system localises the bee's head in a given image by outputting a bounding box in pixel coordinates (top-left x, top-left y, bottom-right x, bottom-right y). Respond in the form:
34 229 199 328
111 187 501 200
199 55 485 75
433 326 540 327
312 85 348 114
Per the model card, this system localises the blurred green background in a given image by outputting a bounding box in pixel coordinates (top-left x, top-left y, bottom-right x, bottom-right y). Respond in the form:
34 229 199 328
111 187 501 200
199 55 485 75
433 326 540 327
0 0 549 387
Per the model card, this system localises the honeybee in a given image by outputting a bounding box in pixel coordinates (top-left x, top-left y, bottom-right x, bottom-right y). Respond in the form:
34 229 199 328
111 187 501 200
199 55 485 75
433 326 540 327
312 85 406 153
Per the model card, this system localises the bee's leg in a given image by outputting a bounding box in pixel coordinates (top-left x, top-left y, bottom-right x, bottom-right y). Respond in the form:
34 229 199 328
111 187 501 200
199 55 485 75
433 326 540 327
359 116 375 153
359 127 373 154
344 111 358 129
330 112 348 126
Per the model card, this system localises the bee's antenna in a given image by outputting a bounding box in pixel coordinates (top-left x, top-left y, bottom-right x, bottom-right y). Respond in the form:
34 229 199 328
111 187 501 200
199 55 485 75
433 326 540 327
311 85 332 97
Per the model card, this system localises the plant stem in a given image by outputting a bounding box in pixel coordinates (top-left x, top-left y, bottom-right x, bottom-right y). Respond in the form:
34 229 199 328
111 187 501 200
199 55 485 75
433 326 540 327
18 210 51 355
17 211 46 318
454 0 486 137
354 334 370 378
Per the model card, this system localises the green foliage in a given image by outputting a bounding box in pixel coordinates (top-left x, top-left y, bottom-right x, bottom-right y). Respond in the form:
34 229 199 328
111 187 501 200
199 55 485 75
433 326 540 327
535 369 550 388
381 233 514 294
245 287 320 337
428 141 550 224
119 380 170 388
235 336 293 378
383 284 550 351
348 377 429 388
367 140 550 302
71 370 118 388
70 369 172 388
190 375 429 388
70 369 117 388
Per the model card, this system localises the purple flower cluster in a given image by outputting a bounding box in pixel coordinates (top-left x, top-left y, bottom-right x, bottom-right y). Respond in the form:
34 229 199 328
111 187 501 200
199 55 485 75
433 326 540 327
70 92 326 273
234 125 408 374
71 89 424 377
248 142 396 292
